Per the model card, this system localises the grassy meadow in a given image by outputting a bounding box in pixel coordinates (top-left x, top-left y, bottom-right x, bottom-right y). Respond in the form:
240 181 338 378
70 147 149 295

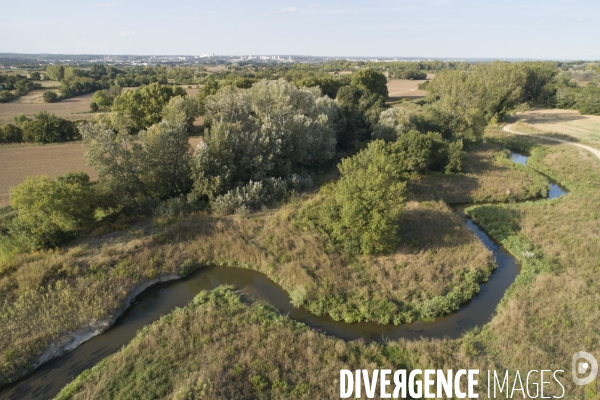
52 128 600 399
55 287 405 400
0 141 547 387
512 109 600 149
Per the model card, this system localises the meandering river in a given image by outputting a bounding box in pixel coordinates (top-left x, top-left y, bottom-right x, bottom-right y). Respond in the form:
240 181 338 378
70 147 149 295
0 152 568 400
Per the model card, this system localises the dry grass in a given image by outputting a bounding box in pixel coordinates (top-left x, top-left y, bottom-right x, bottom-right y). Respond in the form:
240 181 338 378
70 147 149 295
386 79 427 101
0 192 493 385
408 136 549 204
458 131 600 398
56 287 400 400
512 109 600 149
10 89 60 104
0 92 98 125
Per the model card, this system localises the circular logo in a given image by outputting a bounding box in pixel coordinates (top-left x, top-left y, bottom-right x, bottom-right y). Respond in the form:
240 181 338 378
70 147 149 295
572 351 598 386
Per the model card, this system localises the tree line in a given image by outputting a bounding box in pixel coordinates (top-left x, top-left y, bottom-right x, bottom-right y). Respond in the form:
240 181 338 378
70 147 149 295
1 61 590 257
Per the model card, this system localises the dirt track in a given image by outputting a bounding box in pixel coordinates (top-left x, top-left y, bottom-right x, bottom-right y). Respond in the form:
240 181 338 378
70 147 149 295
503 123 600 160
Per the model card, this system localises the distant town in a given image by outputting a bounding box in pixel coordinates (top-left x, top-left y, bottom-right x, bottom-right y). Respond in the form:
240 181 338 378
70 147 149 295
0 53 497 68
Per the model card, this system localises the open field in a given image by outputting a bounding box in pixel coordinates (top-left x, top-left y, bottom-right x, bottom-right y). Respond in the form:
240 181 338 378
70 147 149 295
512 109 600 149
0 142 97 206
0 137 204 207
0 87 201 125
386 78 428 101
0 92 98 124
10 88 60 104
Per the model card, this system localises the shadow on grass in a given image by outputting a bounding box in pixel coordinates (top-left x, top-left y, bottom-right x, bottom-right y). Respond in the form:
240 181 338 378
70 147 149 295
397 207 474 250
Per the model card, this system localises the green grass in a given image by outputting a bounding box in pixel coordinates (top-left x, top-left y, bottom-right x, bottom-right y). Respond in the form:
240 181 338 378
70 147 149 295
55 286 409 400
408 136 549 204
0 139 552 388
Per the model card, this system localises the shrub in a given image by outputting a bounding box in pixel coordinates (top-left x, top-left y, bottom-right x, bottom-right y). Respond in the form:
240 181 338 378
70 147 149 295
42 91 58 103
0 124 23 143
211 178 285 215
9 172 98 249
0 91 15 103
20 111 78 143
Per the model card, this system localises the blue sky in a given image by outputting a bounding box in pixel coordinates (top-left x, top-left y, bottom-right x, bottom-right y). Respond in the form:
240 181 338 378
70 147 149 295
1 0 599 59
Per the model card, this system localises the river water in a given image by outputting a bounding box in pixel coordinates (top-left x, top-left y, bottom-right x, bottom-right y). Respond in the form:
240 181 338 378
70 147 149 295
0 152 568 400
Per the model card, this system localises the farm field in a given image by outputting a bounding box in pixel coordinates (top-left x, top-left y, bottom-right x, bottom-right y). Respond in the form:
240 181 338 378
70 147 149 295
385 74 433 101
0 137 204 207
0 92 97 124
512 109 600 149
0 87 201 125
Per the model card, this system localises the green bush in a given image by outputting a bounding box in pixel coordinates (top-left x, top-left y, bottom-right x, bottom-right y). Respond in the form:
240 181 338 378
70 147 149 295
19 111 78 143
9 172 98 249
308 140 407 255
0 91 15 103
42 91 58 103
0 124 23 143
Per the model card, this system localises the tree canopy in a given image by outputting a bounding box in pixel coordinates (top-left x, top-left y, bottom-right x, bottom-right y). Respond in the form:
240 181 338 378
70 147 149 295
111 83 188 134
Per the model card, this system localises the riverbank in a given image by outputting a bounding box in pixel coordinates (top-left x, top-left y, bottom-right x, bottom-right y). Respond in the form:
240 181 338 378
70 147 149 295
0 139 546 388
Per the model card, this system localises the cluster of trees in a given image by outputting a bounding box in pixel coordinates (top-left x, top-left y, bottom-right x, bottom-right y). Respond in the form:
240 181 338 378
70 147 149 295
5 61 584 257
197 68 389 149
192 80 339 206
167 67 208 85
0 112 78 144
0 74 42 102
301 130 464 255
555 82 600 115
90 85 122 111
111 83 188 132
43 64 170 101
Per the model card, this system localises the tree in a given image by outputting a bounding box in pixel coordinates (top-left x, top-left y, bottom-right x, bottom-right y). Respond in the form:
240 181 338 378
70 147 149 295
191 80 338 200
350 69 389 98
80 121 146 206
0 91 15 103
196 77 220 115
91 86 121 111
161 95 199 132
111 83 187 133
81 116 194 206
29 71 41 80
424 70 487 141
0 124 23 143
317 140 406 255
9 172 97 248
20 111 77 143
295 74 344 98
336 85 387 145
45 65 65 81
43 91 58 103
137 121 194 199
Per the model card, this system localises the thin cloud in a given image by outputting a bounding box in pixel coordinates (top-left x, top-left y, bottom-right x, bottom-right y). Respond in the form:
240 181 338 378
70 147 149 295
276 6 298 14
119 31 135 36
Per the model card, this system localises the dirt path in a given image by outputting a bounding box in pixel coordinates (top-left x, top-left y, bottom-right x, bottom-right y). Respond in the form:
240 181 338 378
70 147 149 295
503 123 600 160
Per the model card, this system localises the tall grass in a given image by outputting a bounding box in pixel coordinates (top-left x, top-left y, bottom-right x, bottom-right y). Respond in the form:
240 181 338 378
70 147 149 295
0 137 550 388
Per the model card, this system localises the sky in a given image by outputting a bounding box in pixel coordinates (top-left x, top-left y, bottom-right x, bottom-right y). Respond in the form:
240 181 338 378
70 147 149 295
1 0 599 60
